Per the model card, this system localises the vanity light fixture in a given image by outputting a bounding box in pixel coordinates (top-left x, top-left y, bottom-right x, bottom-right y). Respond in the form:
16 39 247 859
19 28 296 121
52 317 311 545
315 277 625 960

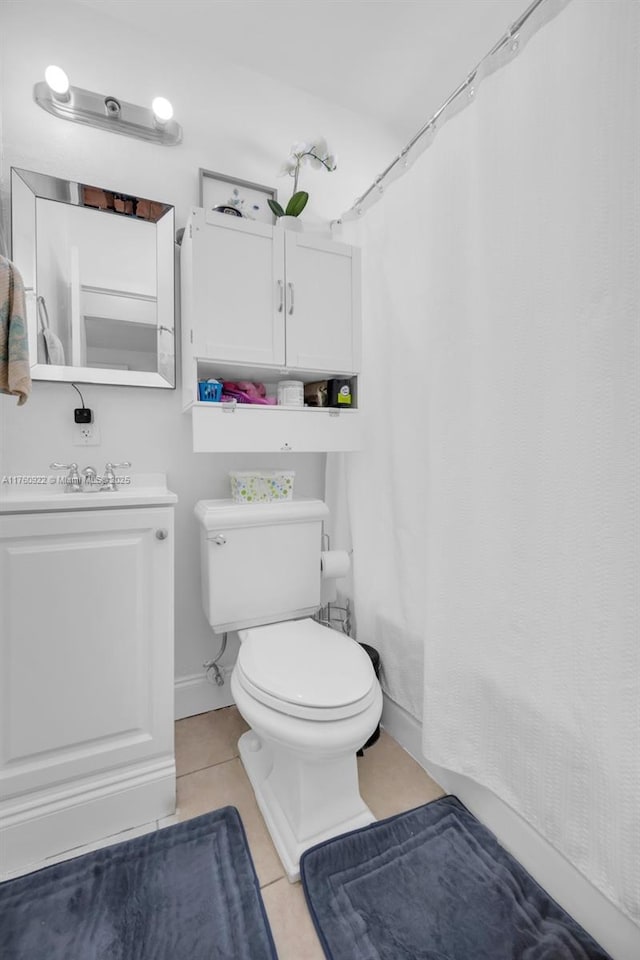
152 97 174 125
44 65 70 102
34 65 182 145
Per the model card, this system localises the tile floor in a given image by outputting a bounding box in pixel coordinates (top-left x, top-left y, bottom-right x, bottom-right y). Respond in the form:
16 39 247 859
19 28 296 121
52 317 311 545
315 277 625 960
165 706 444 960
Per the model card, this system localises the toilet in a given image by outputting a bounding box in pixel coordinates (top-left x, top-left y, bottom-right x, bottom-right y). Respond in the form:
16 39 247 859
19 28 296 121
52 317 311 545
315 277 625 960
195 497 382 881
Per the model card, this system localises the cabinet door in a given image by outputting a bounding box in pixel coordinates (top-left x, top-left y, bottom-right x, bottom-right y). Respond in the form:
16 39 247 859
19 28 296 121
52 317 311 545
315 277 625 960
191 212 285 365
192 405 362 452
0 507 174 801
284 232 361 374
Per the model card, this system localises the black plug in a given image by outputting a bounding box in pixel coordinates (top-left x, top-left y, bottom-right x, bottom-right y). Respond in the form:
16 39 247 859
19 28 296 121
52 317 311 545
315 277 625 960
71 383 92 424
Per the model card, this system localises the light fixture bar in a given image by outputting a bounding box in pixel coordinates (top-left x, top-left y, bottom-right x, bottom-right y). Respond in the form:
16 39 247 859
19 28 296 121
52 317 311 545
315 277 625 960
33 81 182 146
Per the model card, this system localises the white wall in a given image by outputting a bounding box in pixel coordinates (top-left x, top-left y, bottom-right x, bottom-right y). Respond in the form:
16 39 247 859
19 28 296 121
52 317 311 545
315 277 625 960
0 0 396 714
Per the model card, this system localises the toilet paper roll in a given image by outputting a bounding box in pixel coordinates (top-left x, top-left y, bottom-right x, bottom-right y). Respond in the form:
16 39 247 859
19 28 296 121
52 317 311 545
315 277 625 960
320 549 350 581
320 578 338 606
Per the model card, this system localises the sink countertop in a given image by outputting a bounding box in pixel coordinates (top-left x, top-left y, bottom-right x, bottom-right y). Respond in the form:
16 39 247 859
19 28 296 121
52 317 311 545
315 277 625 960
0 473 178 514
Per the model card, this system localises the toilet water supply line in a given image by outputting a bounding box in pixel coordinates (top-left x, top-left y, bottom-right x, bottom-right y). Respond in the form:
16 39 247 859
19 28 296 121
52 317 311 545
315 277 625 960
204 632 228 687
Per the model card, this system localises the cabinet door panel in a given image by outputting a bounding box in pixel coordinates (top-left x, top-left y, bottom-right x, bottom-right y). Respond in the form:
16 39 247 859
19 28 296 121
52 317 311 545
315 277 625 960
0 508 174 799
192 405 362 452
284 233 360 373
192 215 285 365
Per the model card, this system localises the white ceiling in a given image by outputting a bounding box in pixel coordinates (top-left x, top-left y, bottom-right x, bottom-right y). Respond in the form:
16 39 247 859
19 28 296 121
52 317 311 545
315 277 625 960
76 0 528 143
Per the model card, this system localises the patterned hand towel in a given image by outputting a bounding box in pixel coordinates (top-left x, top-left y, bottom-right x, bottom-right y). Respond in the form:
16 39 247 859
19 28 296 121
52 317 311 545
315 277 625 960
0 255 31 405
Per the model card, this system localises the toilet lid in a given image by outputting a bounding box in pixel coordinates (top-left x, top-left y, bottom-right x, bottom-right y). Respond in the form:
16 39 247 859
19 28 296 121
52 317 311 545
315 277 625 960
237 618 375 717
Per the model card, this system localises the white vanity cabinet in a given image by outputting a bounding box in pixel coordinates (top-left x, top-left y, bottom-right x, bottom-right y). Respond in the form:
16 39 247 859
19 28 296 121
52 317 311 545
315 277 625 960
180 208 362 452
0 489 176 875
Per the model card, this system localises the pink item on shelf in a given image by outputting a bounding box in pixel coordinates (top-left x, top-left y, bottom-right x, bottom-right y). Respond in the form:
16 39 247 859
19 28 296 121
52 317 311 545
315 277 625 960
222 381 276 405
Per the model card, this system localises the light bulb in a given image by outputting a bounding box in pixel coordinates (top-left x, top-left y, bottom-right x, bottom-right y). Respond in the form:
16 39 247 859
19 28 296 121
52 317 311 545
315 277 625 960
45 65 70 101
152 97 173 123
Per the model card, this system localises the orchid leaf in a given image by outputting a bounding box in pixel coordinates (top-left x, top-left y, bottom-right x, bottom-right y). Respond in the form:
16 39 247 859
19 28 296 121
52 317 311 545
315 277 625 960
268 198 286 218
285 191 309 217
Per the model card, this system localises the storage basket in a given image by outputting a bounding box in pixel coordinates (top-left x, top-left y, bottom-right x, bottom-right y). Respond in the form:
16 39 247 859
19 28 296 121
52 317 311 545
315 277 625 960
198 381 223 402
229 470 295 503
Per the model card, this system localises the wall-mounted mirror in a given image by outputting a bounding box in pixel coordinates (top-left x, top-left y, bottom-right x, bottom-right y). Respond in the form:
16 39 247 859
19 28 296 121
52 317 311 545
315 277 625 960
11 168 175 388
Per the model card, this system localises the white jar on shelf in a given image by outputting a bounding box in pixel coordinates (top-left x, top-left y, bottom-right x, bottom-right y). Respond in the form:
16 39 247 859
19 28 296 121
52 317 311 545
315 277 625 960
277 380 304 406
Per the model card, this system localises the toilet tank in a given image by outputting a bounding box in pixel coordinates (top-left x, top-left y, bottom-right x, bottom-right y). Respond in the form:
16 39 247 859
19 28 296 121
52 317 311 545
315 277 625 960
194 498 329 633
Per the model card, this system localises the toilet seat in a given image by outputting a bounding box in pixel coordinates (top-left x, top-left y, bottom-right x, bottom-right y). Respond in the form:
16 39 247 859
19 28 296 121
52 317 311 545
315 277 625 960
236 618 377 721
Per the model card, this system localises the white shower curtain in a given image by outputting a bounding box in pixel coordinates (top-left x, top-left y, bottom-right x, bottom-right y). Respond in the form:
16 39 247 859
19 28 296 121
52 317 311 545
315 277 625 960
334 0 639 926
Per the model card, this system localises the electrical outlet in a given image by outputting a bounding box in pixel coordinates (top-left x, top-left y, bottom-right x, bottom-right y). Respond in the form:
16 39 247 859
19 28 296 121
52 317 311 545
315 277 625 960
73 422 101 446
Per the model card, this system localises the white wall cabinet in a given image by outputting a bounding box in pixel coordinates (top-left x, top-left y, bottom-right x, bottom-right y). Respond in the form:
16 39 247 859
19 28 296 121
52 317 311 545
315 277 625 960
283 231 360 373
0 503 176 874
180 208 362 452
186 211 285 367
182 208 361 375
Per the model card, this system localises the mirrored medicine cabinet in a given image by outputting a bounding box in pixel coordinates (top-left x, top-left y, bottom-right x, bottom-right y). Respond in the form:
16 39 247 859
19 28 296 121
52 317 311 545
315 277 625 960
10 167 176 388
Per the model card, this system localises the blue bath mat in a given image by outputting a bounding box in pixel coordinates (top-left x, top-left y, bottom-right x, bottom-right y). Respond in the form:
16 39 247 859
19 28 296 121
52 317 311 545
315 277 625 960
301 795 611 960
0 807 277 960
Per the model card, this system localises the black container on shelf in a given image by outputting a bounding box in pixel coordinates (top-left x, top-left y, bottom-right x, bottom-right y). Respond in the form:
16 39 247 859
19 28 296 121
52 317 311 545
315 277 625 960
327 378 354 408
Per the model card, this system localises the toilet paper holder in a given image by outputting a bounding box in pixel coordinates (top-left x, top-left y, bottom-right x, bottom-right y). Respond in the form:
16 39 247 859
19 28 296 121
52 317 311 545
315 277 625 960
320 532 351 582
318 532 352 635
315 598 352 636
321 532 353 556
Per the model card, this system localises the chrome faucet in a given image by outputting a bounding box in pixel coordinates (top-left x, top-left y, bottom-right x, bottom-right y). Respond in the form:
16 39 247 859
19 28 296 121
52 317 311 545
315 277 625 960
82 466 98 488
100 461 131 491
50 461 82 493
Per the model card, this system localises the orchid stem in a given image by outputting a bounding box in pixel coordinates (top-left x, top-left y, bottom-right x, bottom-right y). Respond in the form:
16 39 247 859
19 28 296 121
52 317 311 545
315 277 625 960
292 151 332 195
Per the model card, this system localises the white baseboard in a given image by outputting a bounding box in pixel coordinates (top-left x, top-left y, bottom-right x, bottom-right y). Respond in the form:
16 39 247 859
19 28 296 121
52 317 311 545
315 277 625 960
381 694 640 960
0 757 175 878
174 668 235 720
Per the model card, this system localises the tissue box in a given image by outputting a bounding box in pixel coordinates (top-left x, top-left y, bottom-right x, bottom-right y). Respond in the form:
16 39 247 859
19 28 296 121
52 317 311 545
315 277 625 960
229 470 295 503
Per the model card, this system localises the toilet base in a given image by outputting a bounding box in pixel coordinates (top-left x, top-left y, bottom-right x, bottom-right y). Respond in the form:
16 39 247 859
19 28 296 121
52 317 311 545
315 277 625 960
238 730 375 882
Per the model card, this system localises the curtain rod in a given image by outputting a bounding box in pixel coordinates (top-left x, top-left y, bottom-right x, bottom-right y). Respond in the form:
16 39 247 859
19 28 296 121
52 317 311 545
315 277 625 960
339 0 572 223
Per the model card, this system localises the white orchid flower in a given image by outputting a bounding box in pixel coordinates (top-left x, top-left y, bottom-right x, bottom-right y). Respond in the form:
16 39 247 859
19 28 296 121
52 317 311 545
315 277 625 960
278 158 298 177
311 136 329 158
303 137 331 170
290 141 313 158
276 136 337 207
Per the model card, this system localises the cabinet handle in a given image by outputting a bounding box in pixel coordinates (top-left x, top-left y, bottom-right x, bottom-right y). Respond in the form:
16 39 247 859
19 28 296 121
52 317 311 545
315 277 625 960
213 534 227 545
156 529 169 540
287 282 295 315
277 279 284 313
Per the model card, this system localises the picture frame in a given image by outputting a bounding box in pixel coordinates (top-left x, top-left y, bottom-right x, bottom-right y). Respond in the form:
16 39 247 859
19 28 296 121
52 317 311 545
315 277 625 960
198 169 278 225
